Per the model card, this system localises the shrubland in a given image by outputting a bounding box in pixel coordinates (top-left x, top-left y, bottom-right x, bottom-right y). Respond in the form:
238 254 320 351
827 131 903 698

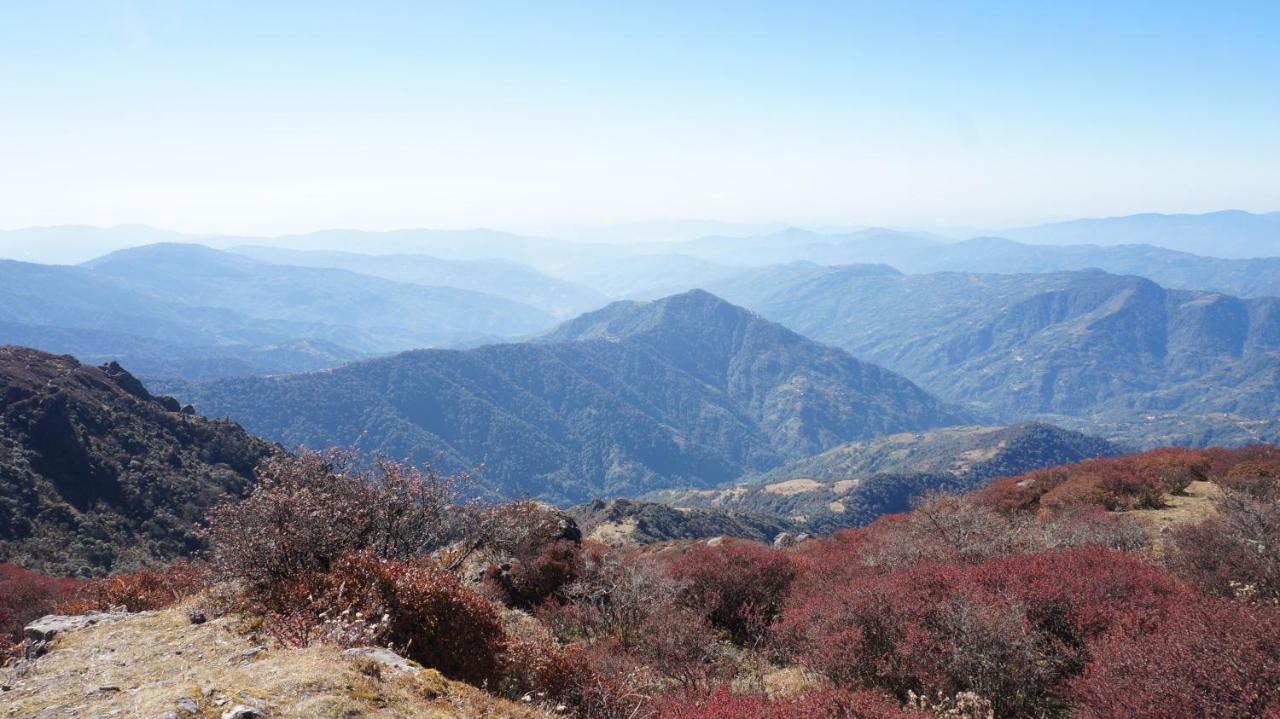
5 444 1280 718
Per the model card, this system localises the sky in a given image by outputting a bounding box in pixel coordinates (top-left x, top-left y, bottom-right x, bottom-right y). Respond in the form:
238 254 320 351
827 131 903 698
1 1 1278 235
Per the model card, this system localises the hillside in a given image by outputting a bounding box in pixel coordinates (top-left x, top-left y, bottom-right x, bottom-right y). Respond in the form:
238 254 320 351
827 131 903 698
566 498 798 545
754 422 1121 484
710 267 1280 446
170 291 966 503
0 347 274 576
647 422 1120 532
83 243 556 351
230 245 608 318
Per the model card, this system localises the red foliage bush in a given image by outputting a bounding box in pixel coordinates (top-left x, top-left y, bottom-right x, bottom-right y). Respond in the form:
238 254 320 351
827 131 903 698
267 552 506 686
0 563 88 648
1167 490 1280 603
502 636 659 719
978 447 1221 515
57 562 206 614
487 539 582 609
775 547 1189 717
669 540 798 645
652 686 927 719
1221 459 1280 498
1069 599 1280 719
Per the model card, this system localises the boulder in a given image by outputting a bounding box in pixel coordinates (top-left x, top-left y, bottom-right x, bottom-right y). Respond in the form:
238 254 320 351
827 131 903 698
343 646 422 674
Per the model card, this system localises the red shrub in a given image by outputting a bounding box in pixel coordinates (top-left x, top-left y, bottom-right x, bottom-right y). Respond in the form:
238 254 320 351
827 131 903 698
1069 600 1280 719
1132 447 1209 495
1221 459 1280 498
267 552 506 686
775 547 1189 718
653 686 927 719
0 564 88 648
1166 491 1280 603
487 539 582 609
669 541 798 644
58 562 206 614
502 636 659 719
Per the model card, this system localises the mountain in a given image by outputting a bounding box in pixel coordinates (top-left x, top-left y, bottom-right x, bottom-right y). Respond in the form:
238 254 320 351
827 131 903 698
0 224 199 264
553 253 743 299
672 226 944 266
709 267 1280 446
565 498 798 545
1002 210 1280 258
168 291 967 503
647 423 1121 532
898 236 1280 298
0 323 363 381
229 246 608 318
754 422 1120 484
82 243 556 352
0 347 275 576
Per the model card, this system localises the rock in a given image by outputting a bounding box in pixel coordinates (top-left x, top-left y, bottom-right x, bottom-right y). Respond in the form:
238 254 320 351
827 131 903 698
155 395 182 412
99 360 152 400
176 698 199 715
794 533 811 543
240 645 266 660
157 713 179 719
180 404 196 415
343 646 422 674
187 610 207 625
220 706 263 719
706 536 724 546
772 532 795 548
24 611 138 642
25 615 94 642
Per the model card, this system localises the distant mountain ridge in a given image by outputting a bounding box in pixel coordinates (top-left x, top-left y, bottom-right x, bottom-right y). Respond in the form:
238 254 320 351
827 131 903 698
0 243 567 381
169 291 967 503
709 267 1280 447
229 245 608 318
1002 210 1280 258
646 422 1121 533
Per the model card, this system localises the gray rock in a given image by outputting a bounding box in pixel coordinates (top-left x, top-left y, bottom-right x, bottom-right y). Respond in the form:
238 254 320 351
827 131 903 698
772 532 795 548
343 646 422 674
176 697 199 715
24 611 136 642
220 706 263 719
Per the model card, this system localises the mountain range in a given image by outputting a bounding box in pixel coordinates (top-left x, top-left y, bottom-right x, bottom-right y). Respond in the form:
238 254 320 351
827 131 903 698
707 265 1280 446
0 244 566 380
165 290 966 503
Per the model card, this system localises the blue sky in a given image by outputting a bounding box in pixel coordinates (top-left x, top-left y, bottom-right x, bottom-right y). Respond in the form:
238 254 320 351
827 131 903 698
1 1 1277 234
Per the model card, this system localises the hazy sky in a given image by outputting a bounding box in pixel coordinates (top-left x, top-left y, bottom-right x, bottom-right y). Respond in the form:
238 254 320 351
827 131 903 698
2 1 1278 235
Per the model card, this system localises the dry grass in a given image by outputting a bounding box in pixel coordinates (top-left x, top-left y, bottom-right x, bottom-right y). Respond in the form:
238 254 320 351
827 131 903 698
2 601 552 719
762 479 823 496
1130 480 1224 554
